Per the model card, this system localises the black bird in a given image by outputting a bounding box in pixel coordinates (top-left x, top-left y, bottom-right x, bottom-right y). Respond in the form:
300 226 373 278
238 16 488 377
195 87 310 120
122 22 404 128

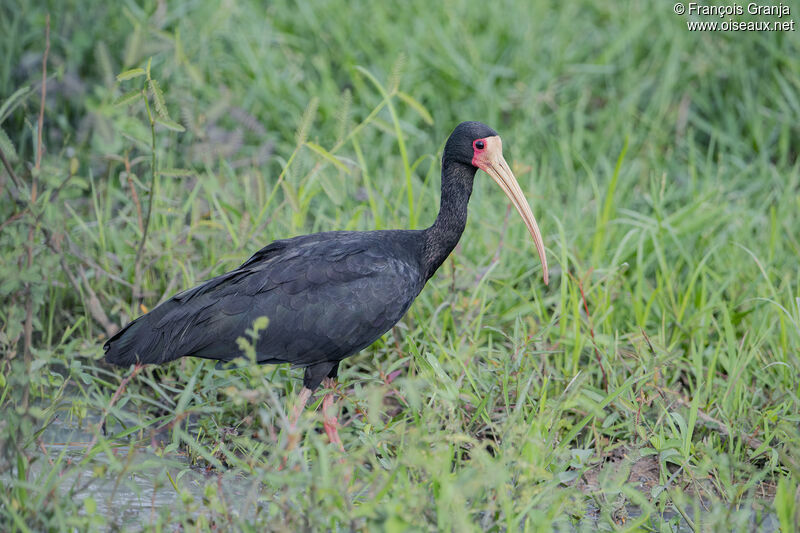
104 121 548 447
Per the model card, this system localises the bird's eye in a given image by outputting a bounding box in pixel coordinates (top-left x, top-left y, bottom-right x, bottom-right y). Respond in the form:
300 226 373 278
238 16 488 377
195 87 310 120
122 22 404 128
475 140 485 150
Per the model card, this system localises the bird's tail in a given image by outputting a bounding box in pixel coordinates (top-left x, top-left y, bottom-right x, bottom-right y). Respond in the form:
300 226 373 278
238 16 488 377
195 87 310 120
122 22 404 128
103 302 184 366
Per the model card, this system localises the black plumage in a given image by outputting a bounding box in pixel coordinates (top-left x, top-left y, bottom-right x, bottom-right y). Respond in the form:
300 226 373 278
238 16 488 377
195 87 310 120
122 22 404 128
106 231 425 388
104 121 548 394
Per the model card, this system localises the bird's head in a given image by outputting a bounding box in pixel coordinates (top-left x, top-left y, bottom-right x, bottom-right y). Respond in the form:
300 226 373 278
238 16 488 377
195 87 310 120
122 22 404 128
444 121 549 285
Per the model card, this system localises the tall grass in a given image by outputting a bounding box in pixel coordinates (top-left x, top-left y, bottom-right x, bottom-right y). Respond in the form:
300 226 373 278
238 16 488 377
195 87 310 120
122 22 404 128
1 0 799 530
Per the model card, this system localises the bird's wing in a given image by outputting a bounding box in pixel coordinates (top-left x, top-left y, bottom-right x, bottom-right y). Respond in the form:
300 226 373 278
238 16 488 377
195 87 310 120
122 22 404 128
104 232 422 368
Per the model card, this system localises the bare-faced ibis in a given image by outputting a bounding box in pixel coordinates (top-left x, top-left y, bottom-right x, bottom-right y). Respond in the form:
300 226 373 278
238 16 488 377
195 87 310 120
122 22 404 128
104 121 548 448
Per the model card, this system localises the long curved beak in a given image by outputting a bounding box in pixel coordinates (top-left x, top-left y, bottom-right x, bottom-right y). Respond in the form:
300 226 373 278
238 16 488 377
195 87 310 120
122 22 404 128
475 136 549 285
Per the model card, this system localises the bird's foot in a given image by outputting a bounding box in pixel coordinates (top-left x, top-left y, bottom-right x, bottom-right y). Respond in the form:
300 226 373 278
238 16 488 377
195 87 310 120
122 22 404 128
322 389 348 482
279 386 314 471
321 378 345 454
322 410 344 452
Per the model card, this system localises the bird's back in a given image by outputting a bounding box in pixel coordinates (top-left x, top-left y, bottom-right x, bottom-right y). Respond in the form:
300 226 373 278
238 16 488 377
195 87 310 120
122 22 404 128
104 230 426 369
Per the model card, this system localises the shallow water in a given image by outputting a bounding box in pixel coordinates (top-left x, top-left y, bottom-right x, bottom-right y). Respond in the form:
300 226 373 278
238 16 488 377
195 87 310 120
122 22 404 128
16 414 782 531
22 413 255 528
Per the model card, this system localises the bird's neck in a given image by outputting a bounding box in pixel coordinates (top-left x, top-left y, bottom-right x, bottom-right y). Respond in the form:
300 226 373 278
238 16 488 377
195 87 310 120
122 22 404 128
422 161 476 280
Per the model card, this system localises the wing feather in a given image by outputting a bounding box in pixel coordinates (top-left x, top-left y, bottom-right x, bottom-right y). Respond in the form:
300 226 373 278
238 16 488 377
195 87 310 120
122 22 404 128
104 231 424 369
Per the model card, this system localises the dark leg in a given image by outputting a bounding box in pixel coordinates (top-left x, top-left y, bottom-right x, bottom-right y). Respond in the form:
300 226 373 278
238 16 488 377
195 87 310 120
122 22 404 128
303 360 339 390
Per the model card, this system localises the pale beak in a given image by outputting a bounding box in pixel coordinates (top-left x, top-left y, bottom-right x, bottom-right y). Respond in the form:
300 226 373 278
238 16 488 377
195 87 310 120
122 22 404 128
475 136 549 285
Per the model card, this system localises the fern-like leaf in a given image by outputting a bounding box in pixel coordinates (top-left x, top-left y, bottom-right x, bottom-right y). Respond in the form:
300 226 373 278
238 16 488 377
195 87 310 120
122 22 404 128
159 168 194 177
148 79 168 119
0 126 17 162
155 116 185 132
116 68 145 81
114 89 143 107
0 86 32 124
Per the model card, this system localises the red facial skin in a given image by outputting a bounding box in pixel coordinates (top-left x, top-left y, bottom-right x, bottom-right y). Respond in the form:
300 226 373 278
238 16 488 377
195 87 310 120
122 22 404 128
471 138 487 168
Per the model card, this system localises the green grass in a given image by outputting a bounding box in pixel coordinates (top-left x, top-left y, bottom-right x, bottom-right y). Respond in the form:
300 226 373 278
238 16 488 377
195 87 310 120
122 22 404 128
2 0 799 530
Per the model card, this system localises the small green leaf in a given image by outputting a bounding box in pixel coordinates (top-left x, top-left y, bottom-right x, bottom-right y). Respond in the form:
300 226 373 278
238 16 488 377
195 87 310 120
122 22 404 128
0 126 17 162
84 497 97 516
305 142 350 174
113 89 143 107
166 470 179 492
0 85 32 124
159 167 194 177
116 68 145 81
251 316 269 336
148 79 168 119
397 91 434 125
154 116 185 132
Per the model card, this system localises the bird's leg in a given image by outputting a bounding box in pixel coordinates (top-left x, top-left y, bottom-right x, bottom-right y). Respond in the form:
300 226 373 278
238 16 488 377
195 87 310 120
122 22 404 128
321 377 345 452
289 387 313 429
286 386 313 451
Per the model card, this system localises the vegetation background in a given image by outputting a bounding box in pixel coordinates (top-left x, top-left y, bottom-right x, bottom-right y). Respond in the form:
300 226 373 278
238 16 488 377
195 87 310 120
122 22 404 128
1 0 799 530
